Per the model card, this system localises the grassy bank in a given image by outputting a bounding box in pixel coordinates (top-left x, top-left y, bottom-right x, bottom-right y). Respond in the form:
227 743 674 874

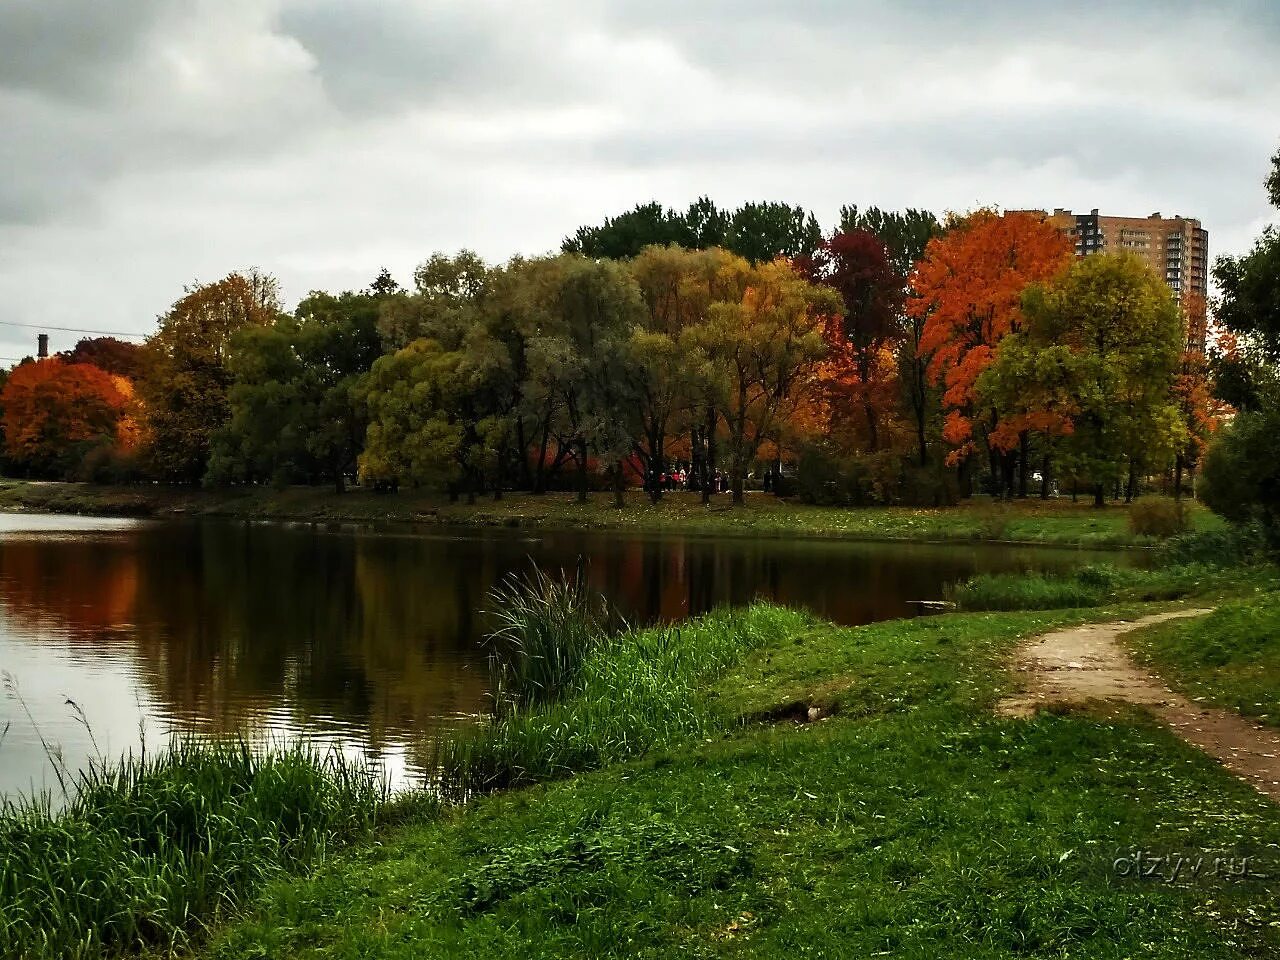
1127 591 1280 729
203 600 1280 959
0 480 1223 548
0 741 407 959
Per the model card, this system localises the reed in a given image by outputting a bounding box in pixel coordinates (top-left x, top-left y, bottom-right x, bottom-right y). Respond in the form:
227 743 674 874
438 600 815 801
0 739 394 959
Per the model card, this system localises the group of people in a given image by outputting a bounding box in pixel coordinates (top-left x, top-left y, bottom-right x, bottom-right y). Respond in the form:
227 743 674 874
652 465 727 494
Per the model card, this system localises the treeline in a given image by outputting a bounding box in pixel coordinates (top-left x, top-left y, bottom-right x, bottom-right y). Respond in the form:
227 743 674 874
3 172 1271 509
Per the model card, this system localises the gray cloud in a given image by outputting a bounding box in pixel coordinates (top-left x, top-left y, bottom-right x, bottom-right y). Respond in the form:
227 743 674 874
0 0 1276 357
0 0 174 99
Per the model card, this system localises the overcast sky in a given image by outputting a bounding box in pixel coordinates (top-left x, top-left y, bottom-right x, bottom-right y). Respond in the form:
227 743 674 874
1 0 1277 362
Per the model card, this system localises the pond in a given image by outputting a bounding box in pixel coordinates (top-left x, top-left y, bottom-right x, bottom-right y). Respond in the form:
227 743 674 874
0 512 1134 797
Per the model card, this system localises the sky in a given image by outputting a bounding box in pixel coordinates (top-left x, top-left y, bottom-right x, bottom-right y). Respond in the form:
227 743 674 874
1 0 1278 362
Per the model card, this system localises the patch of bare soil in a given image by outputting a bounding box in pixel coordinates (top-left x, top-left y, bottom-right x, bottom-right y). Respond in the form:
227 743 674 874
999 610 1280 802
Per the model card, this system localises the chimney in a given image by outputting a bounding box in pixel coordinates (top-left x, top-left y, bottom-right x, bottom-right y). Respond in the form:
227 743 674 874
37 333 48 359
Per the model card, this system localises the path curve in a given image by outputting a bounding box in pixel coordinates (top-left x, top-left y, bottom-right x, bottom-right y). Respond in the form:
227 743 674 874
999 610 1280 802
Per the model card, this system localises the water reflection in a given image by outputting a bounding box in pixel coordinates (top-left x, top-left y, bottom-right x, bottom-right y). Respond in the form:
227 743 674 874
0 513 1130 796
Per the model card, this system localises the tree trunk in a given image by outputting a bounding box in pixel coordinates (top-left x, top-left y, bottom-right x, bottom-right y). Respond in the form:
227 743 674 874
1174 453 1184 501
1039 454 1051 500
916 414 928 467
702 405 716 506
1093 483 1105 508
1125 459 1137 504
516 418 532 492
576 438 589 503
333 467 346 495
613 460 625 509
1017 432 1029 499
958 457 973 499
864 399 879 453
534 420 550 494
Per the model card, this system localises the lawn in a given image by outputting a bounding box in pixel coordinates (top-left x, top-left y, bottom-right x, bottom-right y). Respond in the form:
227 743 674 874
0 480 1224 548
1127 589 1280 728
203 603 1280 959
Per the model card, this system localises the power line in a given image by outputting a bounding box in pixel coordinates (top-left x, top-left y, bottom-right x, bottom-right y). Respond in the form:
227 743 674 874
0 321 147 340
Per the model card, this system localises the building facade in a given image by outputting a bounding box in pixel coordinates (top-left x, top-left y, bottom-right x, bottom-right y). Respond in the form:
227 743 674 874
1021 209 1208 352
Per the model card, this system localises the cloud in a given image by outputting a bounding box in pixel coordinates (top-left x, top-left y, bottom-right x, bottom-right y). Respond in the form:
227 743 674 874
0 0 1276 360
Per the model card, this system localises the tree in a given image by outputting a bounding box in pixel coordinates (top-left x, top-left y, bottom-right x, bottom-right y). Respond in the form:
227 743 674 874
838 206 941 277
1200 401 1280 550
688 260 839 504
378 250 491 351
799 230 904 451
562 202 699 258
986 254 1185 506
907 210 1073 492
142 271 281 482
836 206 943 466
1213 227 1280 361
357 337 513 500
1267 143 1280 209
627 245 752 501
209 290 384 492
724 202 822 264
526 256 646 503
1 358 135 477
58 337 147 380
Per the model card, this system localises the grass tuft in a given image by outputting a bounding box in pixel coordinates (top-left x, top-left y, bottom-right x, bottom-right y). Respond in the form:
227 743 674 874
0 739 403 959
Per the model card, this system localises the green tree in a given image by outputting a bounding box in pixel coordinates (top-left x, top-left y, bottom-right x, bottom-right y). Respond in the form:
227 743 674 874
209 290 384 492
142 271 281 482
724 202 822 264
1213 228 1280 362
519 255 646 503
627 245 752 501
1200 402 1280 549
984 254 1184 506
378 251 491 351
837 205 941 277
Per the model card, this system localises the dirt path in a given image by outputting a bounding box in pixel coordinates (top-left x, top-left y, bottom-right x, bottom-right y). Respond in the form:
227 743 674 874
999 610 1280 802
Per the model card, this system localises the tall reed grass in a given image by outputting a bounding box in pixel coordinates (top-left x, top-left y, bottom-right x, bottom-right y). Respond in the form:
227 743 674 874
438 597 815 802
484 565 612 716
0 739 396 959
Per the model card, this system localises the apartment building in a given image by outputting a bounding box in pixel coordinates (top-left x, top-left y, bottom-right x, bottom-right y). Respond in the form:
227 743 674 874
1021 209 1209 352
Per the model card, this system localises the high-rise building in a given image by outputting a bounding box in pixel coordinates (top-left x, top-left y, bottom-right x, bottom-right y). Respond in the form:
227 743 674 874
1018 209 1209 352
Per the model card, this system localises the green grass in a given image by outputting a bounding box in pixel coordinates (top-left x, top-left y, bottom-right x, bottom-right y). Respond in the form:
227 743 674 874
949 562 1280 612
1127 589 1280 728
438 605 816 800
0 740 408 959
0 480 1225 548
204 602 1280 959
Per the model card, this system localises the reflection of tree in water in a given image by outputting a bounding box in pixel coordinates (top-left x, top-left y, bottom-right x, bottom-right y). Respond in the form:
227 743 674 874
0 522 1101 772
0 523 489 750
0 534 140 643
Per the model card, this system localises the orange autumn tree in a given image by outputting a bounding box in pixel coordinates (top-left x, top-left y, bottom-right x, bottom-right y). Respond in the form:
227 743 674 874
907 210 1073 490
1 358 137 476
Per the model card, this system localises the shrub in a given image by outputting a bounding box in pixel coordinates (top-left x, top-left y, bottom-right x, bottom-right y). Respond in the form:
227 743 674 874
1127 498 1189 539
1200 407 1280 550
1158 523 1266 567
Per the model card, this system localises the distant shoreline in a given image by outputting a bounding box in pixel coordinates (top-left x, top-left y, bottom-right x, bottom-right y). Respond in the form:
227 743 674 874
0 480 1205 549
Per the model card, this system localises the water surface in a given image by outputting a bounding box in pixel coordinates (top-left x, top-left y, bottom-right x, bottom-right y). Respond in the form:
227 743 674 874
0 512 1130 796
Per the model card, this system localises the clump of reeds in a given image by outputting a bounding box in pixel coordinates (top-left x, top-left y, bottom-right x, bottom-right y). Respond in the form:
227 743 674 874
437 590 815 803
0 739 393 959
483 565 613 717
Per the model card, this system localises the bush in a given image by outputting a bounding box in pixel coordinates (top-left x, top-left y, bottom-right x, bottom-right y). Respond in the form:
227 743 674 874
1200 407 1280 550
1158 524 1267 567
1127 498 1189 539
